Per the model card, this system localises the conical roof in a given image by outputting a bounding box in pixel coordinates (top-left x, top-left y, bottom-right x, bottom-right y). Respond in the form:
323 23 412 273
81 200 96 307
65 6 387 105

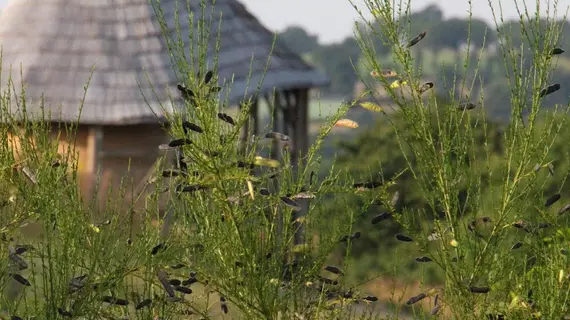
0 0 329 125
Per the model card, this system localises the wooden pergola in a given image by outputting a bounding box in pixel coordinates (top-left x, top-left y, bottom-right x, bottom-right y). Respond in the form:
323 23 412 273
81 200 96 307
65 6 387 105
0 0 329 217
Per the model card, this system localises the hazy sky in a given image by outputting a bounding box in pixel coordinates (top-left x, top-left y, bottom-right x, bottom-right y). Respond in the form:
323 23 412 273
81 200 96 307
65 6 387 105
0 0 568 44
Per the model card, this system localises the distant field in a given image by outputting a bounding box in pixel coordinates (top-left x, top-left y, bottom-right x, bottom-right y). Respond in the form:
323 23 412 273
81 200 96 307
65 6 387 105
255 97 345 121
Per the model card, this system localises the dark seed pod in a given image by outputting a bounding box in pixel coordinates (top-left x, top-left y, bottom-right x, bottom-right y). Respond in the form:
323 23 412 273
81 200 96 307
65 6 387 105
310 171 316 185
512 220 531 232
101 296 129 305
363 295 378 302
259 188 271 196
157 269 176 297
280 196 301 211
11 316 23 320
324 266 344 275
538 222 552 229
551 48 565 55
548 163 555 176
396 234 413 242
168 279 181 286
177 84 195 101
221 303 229 314
350 232 361 240
469 286 490 293
539 83 561 97
339 235 349 243
353 180 382 189
415 256 432 263
174 286 193 294
406 293 426 305
371 212 392 224
9 253 28 270
68 274 88 293
319 276 339 285
11 273 30 286
182 277 198 286
168 138 192 148
481 216 492 223
293 192 315 199
545 193 561 207
57 308 72 317
182 121 203 134
151 243 166 255
204 70 214 84
176 184 208 193
407 30 427 48
236 161 255 169
170 263 186 269
210 86 222 93
135 298 152 310
419 82 434 94
265 131 290 141
458 102 477 110
430 305 441 315
561 249 568 255
161 170 179 179
217 113 235 125
14 245 33 255
559 203 570 214
511 242 522 250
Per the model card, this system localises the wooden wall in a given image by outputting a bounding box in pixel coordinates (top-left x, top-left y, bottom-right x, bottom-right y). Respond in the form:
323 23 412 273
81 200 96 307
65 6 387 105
7 123 170 212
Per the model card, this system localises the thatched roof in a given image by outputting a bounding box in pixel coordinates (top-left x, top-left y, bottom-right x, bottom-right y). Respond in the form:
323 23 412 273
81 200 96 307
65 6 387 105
0 0 329 125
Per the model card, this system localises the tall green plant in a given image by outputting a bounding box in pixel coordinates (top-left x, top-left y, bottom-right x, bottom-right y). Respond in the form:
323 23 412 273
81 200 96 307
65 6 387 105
344 0 570 318
0 1 395 319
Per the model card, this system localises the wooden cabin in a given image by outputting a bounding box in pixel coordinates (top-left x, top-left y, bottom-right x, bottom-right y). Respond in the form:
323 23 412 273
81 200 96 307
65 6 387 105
0 0 330 210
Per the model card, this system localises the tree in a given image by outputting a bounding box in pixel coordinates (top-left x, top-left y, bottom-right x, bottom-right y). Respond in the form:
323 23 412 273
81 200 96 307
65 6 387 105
310 37 362 97
276 26 319 56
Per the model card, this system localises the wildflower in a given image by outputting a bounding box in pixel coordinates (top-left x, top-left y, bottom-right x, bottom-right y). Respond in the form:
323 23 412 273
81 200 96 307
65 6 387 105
360 102 383 112
335 119 359 128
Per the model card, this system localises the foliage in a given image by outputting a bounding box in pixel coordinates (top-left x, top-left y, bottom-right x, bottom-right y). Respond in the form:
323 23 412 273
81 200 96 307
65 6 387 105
332 0 570 318
0 1 390 319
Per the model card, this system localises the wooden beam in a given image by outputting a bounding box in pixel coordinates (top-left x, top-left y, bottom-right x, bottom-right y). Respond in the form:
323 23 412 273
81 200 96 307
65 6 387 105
292 88 310 261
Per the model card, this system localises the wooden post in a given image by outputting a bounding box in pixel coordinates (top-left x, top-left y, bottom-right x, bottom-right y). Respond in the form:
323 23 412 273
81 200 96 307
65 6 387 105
292 89 309 260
